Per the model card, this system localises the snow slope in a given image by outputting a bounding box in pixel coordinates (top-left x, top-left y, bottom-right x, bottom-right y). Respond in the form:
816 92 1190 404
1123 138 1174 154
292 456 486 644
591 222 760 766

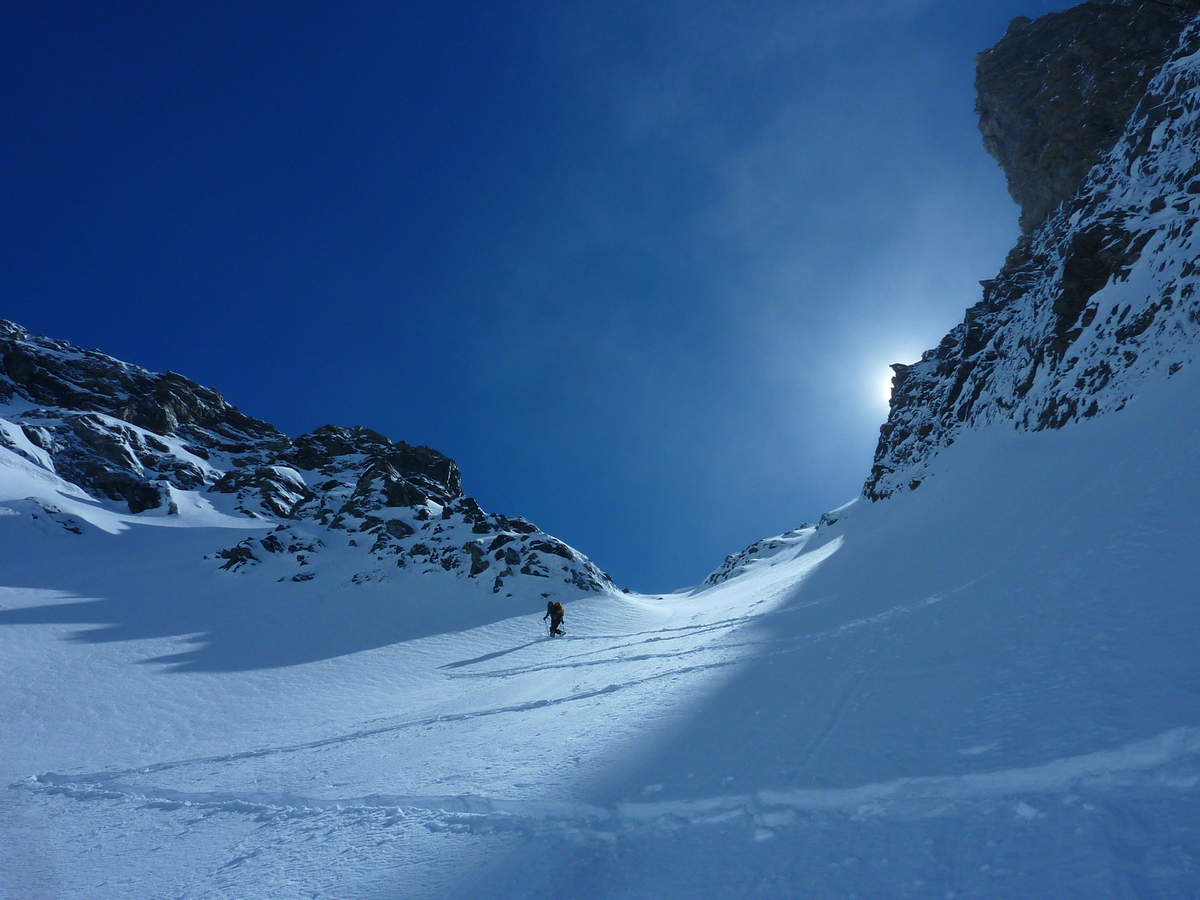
3 357 1197 898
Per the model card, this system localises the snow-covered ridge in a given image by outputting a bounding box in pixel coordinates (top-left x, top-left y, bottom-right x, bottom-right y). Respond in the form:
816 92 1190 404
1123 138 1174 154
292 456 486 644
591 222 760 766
0 320 613 596
866 10 1200 499
702 4 1200 583
703 526 815 587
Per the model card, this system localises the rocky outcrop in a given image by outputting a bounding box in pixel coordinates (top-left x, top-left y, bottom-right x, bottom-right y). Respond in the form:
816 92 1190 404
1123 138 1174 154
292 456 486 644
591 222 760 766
0 321 613 596
704 527 814 587
714 1 1200 579
0 320 282 447
976 0 1200 233
868 7 1200 499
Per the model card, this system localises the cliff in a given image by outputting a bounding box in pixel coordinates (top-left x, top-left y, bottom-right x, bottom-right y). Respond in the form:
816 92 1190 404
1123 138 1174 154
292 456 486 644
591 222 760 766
866 3 1200 500
977 0 1200 233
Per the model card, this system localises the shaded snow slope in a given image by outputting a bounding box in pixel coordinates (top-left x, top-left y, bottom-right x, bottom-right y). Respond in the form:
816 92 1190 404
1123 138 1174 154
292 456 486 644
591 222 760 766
3 361 1197 898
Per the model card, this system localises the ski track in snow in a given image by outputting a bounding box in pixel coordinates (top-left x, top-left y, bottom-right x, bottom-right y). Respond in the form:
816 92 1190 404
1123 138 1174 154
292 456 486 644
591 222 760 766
12 571 1198 847
15 727 1200 839
441 588 960 681
12 568 956 806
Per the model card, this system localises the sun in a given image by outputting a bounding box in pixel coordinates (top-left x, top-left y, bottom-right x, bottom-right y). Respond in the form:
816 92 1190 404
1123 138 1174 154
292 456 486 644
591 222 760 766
878 368 897 409
863 351 921 415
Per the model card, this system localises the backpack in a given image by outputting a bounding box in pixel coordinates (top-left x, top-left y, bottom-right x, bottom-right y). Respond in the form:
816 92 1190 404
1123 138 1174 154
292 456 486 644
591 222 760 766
550 601 564 617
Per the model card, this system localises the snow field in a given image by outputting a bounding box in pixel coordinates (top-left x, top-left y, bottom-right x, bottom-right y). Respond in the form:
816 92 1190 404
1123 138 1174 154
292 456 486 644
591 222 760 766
2 364 1199 897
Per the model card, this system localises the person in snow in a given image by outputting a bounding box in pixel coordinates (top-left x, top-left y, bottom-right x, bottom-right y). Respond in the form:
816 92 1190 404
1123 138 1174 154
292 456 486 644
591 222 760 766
543 599 565 636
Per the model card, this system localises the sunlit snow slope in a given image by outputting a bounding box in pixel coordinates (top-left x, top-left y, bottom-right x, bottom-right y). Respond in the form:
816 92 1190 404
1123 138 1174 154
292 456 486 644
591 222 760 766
3 361 1198 898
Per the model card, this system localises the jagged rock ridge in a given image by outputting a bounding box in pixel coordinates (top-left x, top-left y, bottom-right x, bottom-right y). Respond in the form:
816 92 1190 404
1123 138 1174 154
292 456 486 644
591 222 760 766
866 4 1200 500
0 320 612 595
700 1 1200 583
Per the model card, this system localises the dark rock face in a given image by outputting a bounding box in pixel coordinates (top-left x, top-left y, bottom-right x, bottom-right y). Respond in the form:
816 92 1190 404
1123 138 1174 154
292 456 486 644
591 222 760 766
210 466 315 518
0 321 282 446
977 0 1200 233
867 8 1200 500
0 321 286 512
0 320 613 595
1052 222 1154 359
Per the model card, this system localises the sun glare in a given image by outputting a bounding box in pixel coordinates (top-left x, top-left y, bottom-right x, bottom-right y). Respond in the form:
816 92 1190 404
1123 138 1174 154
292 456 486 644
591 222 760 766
879 369 896 408
860 348 923 416
870 352 921 413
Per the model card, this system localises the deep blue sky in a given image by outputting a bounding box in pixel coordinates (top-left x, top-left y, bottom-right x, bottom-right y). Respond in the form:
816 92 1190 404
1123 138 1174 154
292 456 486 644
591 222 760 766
5 0 1075 591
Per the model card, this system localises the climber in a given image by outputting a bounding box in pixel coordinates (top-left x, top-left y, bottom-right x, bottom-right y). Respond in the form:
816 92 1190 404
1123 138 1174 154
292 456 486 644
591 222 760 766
543 599 565 636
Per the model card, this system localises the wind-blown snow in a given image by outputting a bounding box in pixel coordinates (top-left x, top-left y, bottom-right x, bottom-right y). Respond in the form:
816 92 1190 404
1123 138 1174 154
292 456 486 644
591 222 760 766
2 361 1197 898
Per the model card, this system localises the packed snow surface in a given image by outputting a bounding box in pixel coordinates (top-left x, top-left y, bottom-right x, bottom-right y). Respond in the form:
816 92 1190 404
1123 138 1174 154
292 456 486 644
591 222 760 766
2 362 1197 897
